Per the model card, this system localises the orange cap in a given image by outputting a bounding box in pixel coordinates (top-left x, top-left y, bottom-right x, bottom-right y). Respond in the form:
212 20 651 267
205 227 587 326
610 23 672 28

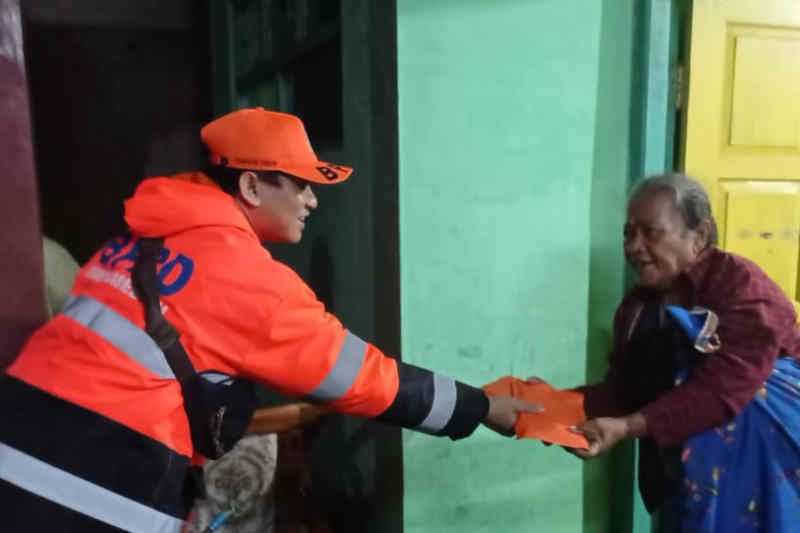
200 107 353 184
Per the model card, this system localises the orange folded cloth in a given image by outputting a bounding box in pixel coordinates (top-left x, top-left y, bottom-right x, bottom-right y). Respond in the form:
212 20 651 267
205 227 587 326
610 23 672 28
483 376 589 449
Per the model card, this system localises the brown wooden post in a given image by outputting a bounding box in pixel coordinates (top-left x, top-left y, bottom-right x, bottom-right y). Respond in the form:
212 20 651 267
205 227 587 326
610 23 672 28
0 0 46 368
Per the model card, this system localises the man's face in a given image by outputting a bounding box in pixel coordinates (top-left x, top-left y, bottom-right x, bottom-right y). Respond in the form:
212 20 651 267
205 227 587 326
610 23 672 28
256 174 318 243
624 189 700 291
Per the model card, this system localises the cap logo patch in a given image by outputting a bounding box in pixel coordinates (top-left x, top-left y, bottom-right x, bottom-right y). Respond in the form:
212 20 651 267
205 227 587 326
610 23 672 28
316 165 347 181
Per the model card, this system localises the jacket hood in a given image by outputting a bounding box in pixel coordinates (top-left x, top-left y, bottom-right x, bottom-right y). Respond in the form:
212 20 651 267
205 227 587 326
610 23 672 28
124 173 255 238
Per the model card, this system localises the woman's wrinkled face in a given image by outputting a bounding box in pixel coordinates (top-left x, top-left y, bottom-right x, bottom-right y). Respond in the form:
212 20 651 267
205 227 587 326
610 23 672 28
624 189 703 291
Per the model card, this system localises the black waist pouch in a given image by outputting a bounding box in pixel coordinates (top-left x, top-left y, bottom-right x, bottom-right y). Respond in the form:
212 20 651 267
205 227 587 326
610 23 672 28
132 237 255 460
624 300 699 511
184 370 256 458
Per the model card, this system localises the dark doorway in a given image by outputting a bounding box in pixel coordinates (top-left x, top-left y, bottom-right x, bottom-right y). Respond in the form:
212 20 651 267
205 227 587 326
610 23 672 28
23 2 212 262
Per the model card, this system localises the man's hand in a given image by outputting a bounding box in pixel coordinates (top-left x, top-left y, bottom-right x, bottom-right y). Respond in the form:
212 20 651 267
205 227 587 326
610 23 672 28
482 395 544 437
567 413 647 458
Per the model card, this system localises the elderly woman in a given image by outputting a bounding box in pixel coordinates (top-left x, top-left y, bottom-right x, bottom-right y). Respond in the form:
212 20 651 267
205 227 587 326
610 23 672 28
573 174 800 531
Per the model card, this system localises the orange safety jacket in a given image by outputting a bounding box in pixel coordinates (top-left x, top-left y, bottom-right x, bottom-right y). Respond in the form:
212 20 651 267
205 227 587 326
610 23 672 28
0 173 488 532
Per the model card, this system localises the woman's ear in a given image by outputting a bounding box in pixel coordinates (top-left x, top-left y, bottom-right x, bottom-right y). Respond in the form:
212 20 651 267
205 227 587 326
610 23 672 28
237 171 262 207
693 219 712 253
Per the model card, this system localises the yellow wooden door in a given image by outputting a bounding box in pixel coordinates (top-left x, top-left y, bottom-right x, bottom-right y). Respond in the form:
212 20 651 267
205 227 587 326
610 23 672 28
684 0 800 313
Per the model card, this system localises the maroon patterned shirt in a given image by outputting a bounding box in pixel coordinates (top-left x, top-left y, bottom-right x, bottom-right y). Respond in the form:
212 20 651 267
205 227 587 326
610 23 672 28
583 247 800 447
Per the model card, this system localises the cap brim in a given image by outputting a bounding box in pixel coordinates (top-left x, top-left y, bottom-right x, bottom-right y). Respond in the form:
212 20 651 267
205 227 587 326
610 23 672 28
278 161 353 185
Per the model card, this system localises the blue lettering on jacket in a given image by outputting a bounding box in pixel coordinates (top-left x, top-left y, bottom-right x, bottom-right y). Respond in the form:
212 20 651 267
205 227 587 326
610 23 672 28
98 233 194 296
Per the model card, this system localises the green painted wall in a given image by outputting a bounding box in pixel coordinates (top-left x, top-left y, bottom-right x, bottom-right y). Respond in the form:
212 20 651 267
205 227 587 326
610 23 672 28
586 1 636 532
212 1 667 530
397 1 639 531
628 2 684 531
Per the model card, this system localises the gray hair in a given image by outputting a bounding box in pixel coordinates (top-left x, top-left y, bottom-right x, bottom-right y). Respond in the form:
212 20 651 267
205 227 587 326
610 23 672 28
629 173 718 247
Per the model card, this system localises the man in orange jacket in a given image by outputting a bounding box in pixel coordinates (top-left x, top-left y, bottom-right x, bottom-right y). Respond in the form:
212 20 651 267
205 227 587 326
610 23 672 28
0 108 539 532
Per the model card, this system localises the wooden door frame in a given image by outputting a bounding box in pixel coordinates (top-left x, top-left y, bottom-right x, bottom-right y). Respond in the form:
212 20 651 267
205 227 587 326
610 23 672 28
0 0 47 368
618 1 688 532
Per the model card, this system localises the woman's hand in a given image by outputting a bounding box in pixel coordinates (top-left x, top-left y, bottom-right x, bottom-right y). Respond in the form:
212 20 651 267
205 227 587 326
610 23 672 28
482 395 544 436
568 413 647 458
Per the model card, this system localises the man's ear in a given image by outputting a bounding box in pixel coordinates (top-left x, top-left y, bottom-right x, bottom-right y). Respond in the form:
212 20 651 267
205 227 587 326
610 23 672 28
693 219 712 252
237 171 262 207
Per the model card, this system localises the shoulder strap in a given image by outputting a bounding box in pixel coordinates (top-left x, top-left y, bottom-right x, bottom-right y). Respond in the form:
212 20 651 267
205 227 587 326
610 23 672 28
132 237 257 459
131 237 195 382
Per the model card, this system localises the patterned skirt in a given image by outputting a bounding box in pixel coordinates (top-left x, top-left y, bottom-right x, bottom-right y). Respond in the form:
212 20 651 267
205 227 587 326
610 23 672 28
663 357 800 532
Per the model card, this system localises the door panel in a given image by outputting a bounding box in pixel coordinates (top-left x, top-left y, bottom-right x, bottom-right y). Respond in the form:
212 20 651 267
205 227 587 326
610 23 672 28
729 34 800 149
685 0 800 312
721 182 800 297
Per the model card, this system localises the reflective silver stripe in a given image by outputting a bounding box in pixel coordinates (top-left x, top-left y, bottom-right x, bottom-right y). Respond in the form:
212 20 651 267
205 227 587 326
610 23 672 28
200 371 232 385
0 442 183 533
417 373 457 433
308 331 367 403
63 296 174 380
